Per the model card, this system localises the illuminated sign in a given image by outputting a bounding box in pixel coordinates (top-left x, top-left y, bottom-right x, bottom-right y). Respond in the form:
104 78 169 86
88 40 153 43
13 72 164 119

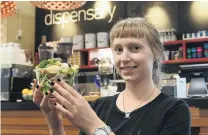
44 5 116 28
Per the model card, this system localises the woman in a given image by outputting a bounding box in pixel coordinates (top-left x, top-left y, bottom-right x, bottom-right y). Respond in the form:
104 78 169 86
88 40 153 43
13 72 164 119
33 17 191 135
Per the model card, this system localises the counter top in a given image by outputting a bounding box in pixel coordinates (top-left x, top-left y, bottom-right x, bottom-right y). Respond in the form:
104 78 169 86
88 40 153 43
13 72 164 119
180 97 208 108
1 96 208 110
1 96 100 110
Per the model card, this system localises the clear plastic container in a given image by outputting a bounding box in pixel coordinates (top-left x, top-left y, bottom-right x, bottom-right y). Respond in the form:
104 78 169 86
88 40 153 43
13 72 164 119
34 65 77 93
98 57 113 75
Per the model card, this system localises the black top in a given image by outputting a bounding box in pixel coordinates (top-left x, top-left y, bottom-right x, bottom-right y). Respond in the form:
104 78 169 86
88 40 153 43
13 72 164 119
79 92 191 135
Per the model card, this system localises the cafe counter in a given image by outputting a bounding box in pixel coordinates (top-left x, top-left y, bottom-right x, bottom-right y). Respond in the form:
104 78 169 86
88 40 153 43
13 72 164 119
1 96 208 135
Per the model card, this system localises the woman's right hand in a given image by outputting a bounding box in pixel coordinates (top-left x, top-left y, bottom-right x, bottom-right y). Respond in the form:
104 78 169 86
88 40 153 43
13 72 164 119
32 79 64 133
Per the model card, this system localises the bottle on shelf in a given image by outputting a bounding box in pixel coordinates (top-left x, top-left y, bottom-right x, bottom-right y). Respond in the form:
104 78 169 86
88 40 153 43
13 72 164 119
178 47 183 59
159 31 163 43
204 43 208 58
196 47 202 58
167 31 172 41
192 48 197 59
171 51 175 60
159 31 164 43
174 51 179 60
163 30 167 42
170 28 177 41
159 28 177 42
187 48 192 59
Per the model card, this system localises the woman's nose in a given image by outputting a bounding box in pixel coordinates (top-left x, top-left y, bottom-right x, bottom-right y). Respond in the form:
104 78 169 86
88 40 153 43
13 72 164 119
120 50 131 62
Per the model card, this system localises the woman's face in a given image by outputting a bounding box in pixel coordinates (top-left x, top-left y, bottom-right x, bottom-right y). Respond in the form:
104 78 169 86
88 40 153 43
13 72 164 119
112 37 154 82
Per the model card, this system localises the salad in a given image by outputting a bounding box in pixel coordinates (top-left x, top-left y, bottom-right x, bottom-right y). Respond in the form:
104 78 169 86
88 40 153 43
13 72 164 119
35 59 79 94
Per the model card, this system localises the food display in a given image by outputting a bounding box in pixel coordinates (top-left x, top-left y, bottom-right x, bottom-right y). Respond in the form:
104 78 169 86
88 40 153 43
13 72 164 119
34 59 79 94
22 88 33 101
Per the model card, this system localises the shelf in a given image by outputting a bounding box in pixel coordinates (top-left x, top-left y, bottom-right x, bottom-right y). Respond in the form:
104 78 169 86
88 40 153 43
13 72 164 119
163 40 183 46
184 37 208 43
73 38 208 51
163 38 208 46
72 38 208 68
162 58 208 64
80 65 98 69
80 58 208 67
74 47 109 52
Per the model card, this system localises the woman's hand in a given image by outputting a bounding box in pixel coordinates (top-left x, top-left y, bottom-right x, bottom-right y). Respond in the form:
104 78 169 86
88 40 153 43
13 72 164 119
32 79 65 134
50 79 106 135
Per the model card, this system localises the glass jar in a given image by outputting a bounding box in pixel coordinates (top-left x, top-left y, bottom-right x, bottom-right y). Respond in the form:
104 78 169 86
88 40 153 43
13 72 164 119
98 57 113 75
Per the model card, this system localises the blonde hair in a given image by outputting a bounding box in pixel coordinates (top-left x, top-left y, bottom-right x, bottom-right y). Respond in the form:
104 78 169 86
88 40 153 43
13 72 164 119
110 17 164 88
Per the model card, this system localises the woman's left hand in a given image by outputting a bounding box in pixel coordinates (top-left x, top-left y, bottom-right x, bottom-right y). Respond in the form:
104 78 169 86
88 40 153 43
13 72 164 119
50 79 106 135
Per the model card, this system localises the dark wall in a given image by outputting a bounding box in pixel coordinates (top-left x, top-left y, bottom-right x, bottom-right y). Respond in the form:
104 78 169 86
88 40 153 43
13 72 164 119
127 1 180 32
178 1 208 34
127 1 208 38
35 1 127 52
35 1 208 52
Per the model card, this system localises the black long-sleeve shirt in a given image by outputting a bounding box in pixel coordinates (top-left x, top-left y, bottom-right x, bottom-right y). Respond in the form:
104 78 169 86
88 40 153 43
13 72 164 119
79 92 191 135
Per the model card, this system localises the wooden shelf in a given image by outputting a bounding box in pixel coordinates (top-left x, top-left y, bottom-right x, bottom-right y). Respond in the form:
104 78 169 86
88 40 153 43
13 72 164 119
80 65 98 69
162 58 208 64
74 47 109 52
163 40 183 46
73 38 208 67
73 38 208 51
184 37 208 43
163 38 208 46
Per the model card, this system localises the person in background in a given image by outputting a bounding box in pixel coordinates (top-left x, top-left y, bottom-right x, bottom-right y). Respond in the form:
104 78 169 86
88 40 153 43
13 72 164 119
33 17 191 135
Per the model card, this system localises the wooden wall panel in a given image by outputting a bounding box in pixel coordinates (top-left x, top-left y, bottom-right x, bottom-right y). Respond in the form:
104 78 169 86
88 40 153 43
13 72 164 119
2 108 208 135
1 110 80 135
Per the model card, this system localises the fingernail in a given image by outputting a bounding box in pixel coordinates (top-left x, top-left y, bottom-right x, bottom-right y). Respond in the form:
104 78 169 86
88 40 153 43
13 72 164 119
36 85 39 89
50 89 54 93
50 81 55 86
45 92 48 95
54 103 57 106
57 78 61 82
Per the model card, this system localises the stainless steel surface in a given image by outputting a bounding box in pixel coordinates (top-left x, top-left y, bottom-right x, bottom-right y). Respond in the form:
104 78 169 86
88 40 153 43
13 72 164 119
1 92 10 101
12 64 33 78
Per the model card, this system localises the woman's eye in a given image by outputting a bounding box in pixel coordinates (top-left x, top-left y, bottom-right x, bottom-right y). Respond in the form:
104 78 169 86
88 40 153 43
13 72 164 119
114 47 123 54
130 45 141 52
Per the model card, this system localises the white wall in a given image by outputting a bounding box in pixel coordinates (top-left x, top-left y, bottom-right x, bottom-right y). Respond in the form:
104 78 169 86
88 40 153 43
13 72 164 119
1 1 35 54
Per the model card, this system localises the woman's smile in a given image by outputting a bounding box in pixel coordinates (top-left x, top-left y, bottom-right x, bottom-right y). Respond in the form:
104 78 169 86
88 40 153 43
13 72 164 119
120 65 138 74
